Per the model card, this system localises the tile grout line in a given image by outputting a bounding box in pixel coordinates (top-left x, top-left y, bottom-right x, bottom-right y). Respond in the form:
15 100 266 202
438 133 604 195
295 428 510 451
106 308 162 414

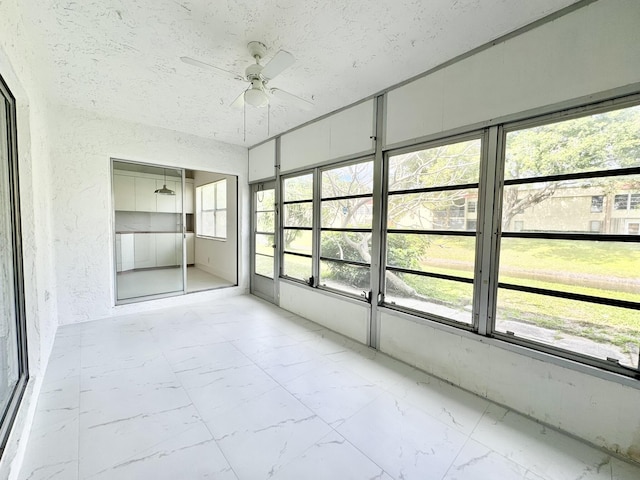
154 309 243 480
229 317 396 479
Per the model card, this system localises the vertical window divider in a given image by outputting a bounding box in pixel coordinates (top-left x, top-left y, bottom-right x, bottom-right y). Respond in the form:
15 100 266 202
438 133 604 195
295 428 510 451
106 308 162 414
369 95 386 349
274 139 282 301
486 125 507 337
311 167 321 287
474 127 497 335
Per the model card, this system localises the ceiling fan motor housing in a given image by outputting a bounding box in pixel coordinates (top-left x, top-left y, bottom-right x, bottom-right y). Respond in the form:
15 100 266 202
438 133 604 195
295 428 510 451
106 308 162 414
247 41 267 60
245 63 264 81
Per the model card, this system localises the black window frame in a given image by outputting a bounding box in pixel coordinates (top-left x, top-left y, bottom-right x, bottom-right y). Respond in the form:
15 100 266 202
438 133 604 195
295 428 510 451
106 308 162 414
281 172 315 285
381 133 485 330
491 100 640 379
0 73 29 457
318 157 375 299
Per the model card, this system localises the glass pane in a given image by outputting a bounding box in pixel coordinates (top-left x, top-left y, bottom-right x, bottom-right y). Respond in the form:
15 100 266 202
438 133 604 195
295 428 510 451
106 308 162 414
283 229 312 255
321 231 371 262
284 203 312 228
0 97 20 415
504 105 640 180
201 211 215 236
502 176 640 234
216 180 227 209
388 189 478 231
321 198 373 228
388 138 481 192
322 161 374 198
116 232 184 300
255 234 274 256
284 174 313 201
499 238 640 303
255 254 274 278
495 288 639 369
283 254 312 281
201 183 216 210
256 189 275 211
113 160 186 301
256 212 275 233
215 211 227 238
385 271 473 324
320 261 370 295
386 234 476 280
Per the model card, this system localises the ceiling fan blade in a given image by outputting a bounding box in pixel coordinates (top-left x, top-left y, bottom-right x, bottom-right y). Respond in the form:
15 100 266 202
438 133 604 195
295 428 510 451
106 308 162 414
180 56 244 81
230 90 245 109
270 88 313 111
260 50 295 80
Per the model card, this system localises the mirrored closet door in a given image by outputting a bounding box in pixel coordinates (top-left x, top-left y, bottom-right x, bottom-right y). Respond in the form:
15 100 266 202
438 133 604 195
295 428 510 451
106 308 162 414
112 160 185 303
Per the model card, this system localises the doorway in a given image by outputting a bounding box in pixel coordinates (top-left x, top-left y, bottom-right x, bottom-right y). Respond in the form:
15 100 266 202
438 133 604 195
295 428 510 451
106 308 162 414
112 160 238 304
251 181 277 303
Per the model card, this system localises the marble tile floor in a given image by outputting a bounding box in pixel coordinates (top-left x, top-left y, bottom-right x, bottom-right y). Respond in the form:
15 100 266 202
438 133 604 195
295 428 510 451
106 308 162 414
19 295 640 480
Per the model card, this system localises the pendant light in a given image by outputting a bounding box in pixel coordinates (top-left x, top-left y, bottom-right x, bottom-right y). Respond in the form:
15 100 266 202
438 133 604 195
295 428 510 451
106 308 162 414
154 168 175 195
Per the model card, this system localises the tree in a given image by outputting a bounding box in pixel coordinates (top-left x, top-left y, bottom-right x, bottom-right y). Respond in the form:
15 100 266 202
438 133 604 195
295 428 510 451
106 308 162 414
286 105 640 296
502 107 640 229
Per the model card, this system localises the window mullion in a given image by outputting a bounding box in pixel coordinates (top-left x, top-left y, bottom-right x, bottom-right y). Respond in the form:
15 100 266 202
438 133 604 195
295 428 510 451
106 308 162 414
312 168 321 287
368 96 386 348
482 125 505 337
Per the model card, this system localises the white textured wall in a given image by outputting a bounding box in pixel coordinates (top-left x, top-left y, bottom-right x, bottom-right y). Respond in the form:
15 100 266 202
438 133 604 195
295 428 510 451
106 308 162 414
280 100 375 172
248 140 275 182
379 311 640 462
0 1 59 478
385 0 640 147
279 282 369 344
194 171 238 283
46 105 248 324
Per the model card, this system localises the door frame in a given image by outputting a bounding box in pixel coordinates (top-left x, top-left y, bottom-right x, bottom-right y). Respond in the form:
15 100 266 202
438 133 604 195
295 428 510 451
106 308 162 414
250 181 278 304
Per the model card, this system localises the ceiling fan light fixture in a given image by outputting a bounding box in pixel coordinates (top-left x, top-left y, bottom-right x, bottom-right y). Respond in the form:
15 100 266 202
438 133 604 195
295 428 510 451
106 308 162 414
244 87 269 108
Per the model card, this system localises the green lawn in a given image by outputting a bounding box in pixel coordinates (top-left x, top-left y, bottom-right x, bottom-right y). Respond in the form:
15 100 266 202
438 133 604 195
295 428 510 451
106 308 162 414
411 237 639 349
278 235 640 350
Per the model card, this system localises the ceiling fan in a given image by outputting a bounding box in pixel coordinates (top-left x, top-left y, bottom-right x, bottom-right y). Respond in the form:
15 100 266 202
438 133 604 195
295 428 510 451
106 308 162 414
181 41 313 111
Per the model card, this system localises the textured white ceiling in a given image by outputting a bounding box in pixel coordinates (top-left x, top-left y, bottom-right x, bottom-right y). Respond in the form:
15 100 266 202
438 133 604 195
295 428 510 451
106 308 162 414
21 0 581 147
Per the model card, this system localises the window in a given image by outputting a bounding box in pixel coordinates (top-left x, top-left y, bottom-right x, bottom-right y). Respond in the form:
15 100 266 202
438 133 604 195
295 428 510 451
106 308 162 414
196 179 227 239
384 138 482 325
614 194 629 210
254 188 276 278
495 104 640 371
0 74 28 455
467 200 477 213
282 173 313 282
319 160 374 296
614 193 640 210
591 195 603 212
265 99 640 379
